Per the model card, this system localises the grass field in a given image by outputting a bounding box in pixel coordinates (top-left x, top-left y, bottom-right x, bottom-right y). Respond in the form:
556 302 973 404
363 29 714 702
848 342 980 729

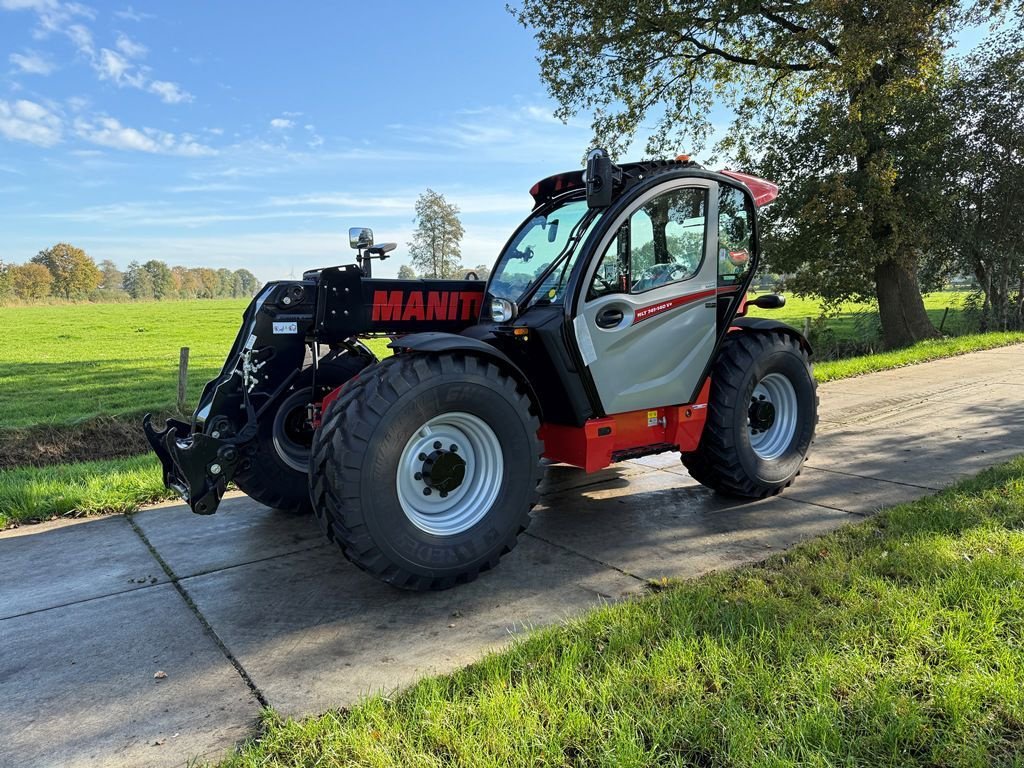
0 300 390 429
0 291 981 430
212 458 1024 767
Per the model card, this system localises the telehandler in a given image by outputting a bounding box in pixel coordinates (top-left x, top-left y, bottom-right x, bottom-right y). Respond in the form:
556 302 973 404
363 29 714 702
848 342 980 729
145 150 816 590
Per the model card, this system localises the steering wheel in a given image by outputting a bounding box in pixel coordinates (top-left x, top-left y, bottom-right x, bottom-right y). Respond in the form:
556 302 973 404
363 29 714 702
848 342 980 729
591 273 618 296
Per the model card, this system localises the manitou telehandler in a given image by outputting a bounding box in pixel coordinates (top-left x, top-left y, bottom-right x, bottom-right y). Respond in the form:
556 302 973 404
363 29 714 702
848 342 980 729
145 150 817 590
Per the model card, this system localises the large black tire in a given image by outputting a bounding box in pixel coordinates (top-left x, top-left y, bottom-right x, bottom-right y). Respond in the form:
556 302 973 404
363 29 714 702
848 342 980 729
681 331 817 498
309 353 544 590
233 350 372 513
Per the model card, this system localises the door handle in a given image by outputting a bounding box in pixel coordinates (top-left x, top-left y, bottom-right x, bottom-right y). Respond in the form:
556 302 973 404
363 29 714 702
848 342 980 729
595 308 624 328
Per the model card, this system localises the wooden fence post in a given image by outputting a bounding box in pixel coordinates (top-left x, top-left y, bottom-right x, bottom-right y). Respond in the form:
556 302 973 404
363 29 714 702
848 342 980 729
177 347 189 414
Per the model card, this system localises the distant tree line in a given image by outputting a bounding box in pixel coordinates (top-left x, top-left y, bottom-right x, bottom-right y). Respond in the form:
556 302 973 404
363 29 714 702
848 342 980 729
0 243 261 304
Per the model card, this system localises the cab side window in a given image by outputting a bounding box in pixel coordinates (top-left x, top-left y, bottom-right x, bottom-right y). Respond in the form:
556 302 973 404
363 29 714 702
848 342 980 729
587 187 708 299
629 188 706 293
718 186 754 286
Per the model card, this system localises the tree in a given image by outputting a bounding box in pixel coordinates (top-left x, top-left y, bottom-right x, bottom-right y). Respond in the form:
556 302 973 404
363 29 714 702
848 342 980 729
408 189 465 279
31 242 101 299
0 260 11 302
233 269 260 297
10 263 53 300
142 260 175 300
397 264 418 280
194 267 219 298
511 0 1013 347
98 259 123 291
122 261 155 299
941 32 1024 331
216 268 235 298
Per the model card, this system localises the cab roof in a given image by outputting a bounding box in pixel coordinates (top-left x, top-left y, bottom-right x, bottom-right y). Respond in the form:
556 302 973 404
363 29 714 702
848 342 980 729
529 160 778 209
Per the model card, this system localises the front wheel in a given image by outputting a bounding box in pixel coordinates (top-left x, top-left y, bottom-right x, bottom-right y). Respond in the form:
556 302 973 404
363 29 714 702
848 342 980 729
309 353 543 590
681 331 817 498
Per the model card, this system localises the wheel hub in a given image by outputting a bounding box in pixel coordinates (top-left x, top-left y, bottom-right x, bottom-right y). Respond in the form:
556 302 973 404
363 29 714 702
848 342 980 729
748 398 776 434
421 448 466 494
397 412 504 536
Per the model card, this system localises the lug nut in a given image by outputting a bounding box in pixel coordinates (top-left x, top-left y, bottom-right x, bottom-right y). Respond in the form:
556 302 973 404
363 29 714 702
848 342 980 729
423 487 432 496
418 453 427 461
440 490 448 498
450 444 458 453
414 472 422 481
433 441 442 449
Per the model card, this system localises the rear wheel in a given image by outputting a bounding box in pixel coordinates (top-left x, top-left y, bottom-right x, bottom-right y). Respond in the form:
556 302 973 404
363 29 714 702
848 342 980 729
233 349 372 513
681 331 816 498
309 353 543 590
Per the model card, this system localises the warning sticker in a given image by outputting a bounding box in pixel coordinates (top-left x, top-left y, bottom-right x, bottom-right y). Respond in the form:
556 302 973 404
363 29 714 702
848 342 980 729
272 322 298 334
647 410 659 427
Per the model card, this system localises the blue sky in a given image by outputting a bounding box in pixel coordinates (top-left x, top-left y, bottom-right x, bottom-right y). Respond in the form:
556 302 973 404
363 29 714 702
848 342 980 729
0 2 997 283
0 1 603 281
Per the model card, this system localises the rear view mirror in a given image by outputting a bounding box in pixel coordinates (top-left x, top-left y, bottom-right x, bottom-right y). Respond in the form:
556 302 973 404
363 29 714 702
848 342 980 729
349 227 373 249
547 219 559 242
749 293 786 310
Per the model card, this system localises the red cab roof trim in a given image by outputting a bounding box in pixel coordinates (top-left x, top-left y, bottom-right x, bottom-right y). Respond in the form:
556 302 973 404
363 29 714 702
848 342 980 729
718 170 779 207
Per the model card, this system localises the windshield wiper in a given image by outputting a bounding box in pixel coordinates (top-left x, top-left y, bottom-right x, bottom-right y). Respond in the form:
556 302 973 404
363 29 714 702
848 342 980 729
518 209 597 308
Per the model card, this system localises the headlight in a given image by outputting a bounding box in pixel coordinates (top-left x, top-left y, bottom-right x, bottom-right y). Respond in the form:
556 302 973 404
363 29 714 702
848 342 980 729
490 298 514 323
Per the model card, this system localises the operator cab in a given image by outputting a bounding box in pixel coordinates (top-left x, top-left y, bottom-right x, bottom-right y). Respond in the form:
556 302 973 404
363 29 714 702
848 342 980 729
480 151 777 426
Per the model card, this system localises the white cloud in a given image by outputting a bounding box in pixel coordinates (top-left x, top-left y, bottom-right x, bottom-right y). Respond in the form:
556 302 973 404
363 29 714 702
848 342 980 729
65 22 93 55
10 1 96 40
7 4 192 106
0 98 62 146
9 49 55 74
270 118 293 130
74 116 216 156
113 6 154 22
95 47 144 86
148 80 191 104
114 32 147 59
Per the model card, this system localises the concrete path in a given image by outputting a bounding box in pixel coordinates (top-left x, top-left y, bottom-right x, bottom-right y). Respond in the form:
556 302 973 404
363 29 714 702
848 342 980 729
2 346 1021 768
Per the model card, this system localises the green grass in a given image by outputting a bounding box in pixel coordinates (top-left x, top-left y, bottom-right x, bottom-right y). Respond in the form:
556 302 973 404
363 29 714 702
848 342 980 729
216 458 1024 767
0 454 171 527
815 332 1024 381
749 290 977 350
0 300 390 429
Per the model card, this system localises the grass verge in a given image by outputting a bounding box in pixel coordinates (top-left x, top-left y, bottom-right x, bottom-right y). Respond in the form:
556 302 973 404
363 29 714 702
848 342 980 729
814 332 1024 382
216 458 1024 767
0 454 170 528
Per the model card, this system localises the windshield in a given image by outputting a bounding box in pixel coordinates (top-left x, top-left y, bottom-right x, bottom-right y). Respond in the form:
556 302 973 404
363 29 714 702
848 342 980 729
488 198 599 306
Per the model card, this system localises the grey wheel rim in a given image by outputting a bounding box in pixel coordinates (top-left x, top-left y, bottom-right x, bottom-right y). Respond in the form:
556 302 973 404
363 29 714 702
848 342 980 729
396 412 503 536
748 373 798 460
272 389 314 472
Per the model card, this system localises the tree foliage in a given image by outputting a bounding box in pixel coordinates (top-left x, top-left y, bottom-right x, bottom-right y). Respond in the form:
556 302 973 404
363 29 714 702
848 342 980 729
31 243 101 300
142 260 175 300
408 189 465 279
397 264 418 280
98 259 124 293
511 0 1014 347
123 261 155 299
940 32 1024 330
9 263 53 300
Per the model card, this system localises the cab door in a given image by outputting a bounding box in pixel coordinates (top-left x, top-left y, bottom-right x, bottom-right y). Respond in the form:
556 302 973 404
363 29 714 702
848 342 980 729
573 179 719 415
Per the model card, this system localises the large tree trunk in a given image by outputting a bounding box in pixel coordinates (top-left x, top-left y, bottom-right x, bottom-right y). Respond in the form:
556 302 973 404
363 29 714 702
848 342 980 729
874 258 940 349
